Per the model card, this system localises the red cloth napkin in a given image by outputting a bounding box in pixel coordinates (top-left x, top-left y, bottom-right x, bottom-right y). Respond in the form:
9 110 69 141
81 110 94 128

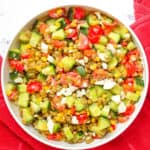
1 1 150 149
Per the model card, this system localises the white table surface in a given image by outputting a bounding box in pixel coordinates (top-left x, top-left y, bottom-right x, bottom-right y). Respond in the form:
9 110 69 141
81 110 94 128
0 0 134 57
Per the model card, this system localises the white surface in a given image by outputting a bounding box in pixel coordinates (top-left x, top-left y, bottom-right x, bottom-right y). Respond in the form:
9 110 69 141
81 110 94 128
0 0 134 57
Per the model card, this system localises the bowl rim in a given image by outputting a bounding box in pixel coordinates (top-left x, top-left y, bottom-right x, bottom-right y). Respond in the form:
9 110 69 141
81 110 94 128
1 4 149 150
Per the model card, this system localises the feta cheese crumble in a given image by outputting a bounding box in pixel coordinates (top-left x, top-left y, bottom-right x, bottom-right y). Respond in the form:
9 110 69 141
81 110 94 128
118 102 127 113
97 53 106 61
102 62 108 70
111 95 121 104
76 89 86 97
41 42 49 53
71 116 79 124
95 79 116 89
47 55 55 63
77 56 88 66
47 117 54 134
61 97 66 104
14 77 23 83
107 43 116 54
56 84 78 96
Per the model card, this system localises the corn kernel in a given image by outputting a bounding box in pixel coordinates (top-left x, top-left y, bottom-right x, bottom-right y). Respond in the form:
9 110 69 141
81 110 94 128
90 64 97 70
110 120 116 125
35 66 41 71
109 126 114 132
41 57 47 62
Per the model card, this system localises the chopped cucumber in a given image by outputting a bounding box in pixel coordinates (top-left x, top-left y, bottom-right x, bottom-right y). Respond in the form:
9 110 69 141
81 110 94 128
18 93 29 107
53 123 61 133
9 71 19 80
61 56 76 71
56 18 67 28
34 119 48 131
29 32 42 47
52 29 66 40
68 7 74 20
22 108 33 124
40 100 50 113
17 84 27 93
37 73 47 81
98 117 110 130
94 44 105 52
87 14 99 26
76 66 86 76
8 49 20 60
30 101 41 113
5 83 15 95
19 30 31 42
46 19 56 26
63 126 73 141
111 84 122 95
135 77 144 87
41 65 55 75
99 36 108 45
66 96 75 108
80 27 88 35
108 57 118 70
74 99 85 112
108 32 120 43
109 101 118 112
126 92 140 102
127 41 136 50
31 95 42 105
89 103 101 117
87 86 104 101
134 77 144 91
113 25 128 39
101 105 110 118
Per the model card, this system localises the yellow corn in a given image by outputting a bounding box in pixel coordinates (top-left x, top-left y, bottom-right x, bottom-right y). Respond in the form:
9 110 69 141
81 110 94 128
110 120 116 125
41 57 47 62
90 64 97 70
35 66 41 71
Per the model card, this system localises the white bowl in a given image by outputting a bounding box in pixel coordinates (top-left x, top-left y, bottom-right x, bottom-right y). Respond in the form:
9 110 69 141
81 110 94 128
1 5 149 150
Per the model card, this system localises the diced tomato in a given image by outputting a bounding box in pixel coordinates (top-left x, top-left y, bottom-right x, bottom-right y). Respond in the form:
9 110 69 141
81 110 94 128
81 79 89 88
92 135 101 139
125 62 136 77
121 40 128 47
83 49 96 58
123 78 134 92
21 53 32 59
9 60 24 73
52 40 66 48
78 33 90 50
52 96 66 111
71 106 76 115
74 7 85 20
103 20 118 35
8 90 18 101
47 133 62 140
39 23 48 34
111 124 116 131
122 105 135 116
65 28 78 40
118 116 129 123
67 71 82 87
48 8 65 18
76 112 88 124
93 69 108 79
88 25 104 43
27 81 42 94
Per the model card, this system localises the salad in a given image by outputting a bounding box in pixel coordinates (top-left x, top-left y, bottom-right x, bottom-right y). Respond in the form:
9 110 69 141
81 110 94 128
5 7 144 144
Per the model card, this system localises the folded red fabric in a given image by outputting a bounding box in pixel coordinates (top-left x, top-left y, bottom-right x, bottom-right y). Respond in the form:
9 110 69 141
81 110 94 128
134 0 150 19
1 1 150 149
